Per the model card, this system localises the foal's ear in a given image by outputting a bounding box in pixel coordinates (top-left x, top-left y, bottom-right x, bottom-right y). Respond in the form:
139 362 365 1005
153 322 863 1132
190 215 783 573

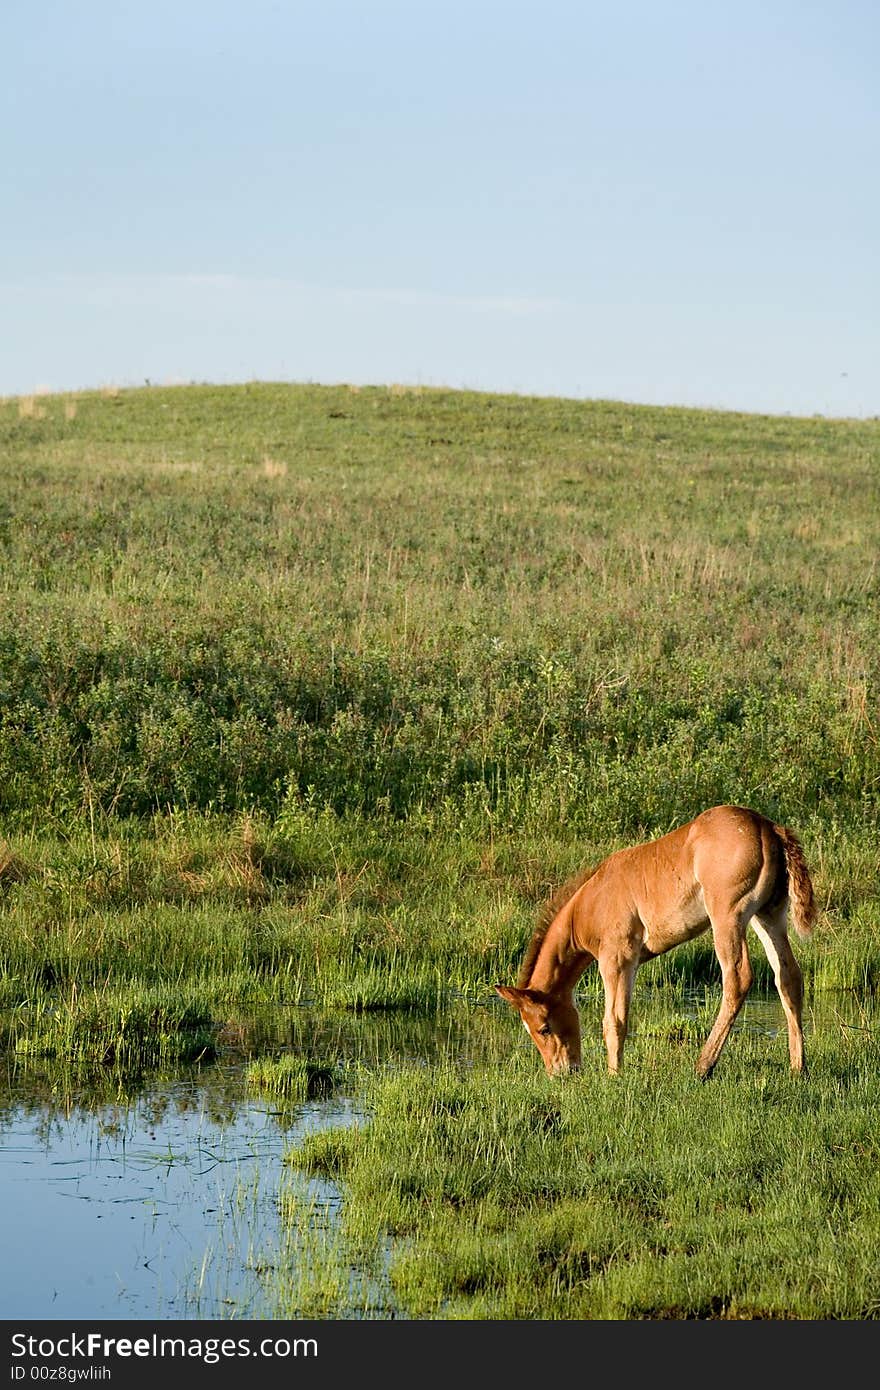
495 984 524 1007
495 985 547 1008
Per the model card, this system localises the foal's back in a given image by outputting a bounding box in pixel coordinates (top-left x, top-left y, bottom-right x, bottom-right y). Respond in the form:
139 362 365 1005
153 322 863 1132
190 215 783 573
573 805 786 958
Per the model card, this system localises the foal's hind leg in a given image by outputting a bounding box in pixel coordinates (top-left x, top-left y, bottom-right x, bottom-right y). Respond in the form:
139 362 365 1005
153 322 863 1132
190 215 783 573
750 911 807 1073
696 908 753 1080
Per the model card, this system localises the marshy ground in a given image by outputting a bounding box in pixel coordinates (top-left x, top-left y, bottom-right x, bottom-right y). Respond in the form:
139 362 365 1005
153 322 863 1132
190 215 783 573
1 381 878 1317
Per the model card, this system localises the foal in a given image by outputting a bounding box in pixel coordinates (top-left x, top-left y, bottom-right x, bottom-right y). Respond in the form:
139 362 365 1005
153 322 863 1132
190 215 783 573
496 805 816 1079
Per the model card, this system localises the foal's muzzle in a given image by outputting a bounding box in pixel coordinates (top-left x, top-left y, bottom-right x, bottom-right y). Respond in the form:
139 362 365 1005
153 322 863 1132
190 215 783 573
549 1059 580 1077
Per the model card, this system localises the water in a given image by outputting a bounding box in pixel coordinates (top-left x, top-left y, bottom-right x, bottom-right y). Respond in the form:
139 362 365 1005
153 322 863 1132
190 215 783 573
0 1001 507 1321
0 1067 359 1320
0 990 859 1321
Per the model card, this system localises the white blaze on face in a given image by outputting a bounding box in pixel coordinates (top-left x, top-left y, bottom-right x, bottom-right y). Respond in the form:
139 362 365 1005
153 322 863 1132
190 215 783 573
521 1019 531 1036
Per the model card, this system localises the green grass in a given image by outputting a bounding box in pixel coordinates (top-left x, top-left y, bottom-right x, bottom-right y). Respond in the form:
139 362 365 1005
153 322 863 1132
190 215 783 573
1 379 879 1318
0 381 877 836
283 1025 880 1319
1 378 877 1059
246 1054 340 1103
9 984 217 1069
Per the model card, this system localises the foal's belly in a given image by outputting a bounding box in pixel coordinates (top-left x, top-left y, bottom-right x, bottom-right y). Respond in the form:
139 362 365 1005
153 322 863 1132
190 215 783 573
640 890 709 958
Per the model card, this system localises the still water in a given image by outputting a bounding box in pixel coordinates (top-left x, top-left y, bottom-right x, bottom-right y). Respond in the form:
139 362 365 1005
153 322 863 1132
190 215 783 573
0 990 855 1321
0 1002 508 1321
1 1071 351 1320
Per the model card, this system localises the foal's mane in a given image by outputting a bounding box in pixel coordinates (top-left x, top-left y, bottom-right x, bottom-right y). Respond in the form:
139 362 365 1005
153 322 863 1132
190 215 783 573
517 864 598 988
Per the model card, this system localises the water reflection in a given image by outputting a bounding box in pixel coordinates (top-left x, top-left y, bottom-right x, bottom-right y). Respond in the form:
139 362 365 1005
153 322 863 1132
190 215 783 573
0 998 511 1321
0 1069 350 1320
0 989 869 1320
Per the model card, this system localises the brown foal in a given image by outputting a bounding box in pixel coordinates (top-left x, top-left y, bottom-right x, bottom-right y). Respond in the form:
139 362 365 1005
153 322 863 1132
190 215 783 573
496 804 816 1079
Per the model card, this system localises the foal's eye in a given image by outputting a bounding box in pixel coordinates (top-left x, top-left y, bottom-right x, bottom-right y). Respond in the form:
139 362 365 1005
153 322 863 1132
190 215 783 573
537 1024 552 1036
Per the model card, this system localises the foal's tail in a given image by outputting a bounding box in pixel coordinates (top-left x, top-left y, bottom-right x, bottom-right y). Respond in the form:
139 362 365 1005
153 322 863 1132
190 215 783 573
774 823 817 940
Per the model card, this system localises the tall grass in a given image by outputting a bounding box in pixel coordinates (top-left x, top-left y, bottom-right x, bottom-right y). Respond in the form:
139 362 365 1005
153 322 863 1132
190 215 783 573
0 382 876 834
0 381 877 1058
284 1026 880 1319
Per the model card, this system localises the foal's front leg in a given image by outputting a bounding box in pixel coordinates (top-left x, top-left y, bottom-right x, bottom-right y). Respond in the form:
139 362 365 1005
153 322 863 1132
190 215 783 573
598 955 638 1073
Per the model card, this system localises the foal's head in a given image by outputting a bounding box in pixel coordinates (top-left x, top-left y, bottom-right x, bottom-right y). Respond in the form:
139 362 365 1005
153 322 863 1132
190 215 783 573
495 985 582 1076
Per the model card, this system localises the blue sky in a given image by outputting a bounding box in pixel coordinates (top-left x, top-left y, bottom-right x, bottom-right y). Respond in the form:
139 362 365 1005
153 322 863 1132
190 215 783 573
4 1 878 416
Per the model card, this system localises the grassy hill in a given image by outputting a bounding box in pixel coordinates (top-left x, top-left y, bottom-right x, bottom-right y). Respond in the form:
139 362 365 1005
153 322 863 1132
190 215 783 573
1 380 878 1015
2 381 877 825
4 381 880 1319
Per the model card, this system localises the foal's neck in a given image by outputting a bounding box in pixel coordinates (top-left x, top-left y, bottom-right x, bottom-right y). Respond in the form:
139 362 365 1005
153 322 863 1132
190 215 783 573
527 906 587 997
